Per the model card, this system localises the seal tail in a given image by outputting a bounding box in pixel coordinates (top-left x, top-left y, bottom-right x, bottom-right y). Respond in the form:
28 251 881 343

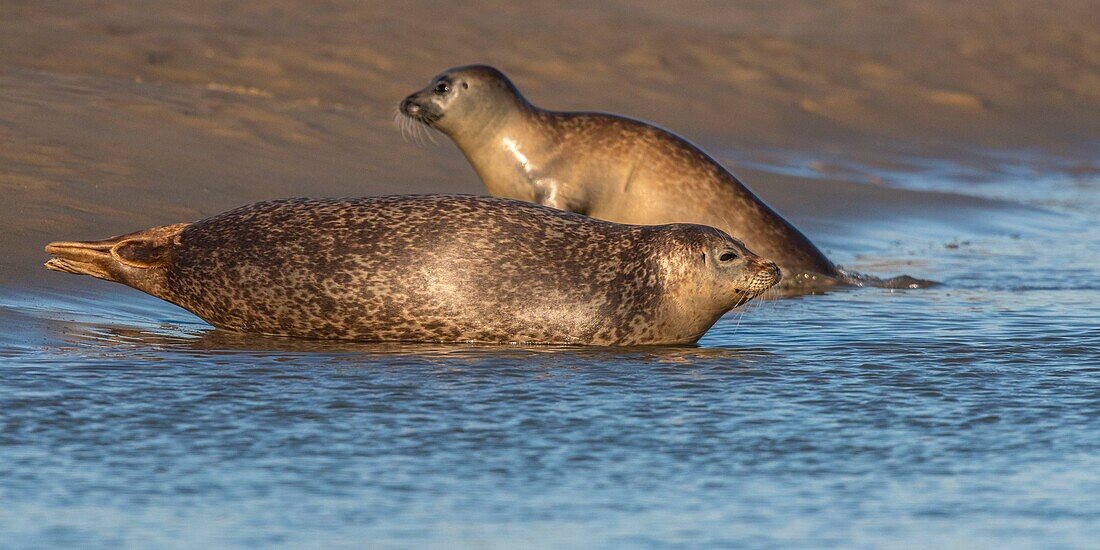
837 268 939 289
44 223 190 294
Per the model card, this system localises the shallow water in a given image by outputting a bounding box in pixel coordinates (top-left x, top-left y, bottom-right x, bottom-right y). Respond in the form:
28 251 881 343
2 151 1099 548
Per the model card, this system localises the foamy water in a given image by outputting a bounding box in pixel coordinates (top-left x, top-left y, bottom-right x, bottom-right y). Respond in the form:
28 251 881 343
2 152 1098 548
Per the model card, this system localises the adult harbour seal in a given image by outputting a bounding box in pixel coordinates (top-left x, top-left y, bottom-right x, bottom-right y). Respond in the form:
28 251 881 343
400 65 927 290
44 195 780 345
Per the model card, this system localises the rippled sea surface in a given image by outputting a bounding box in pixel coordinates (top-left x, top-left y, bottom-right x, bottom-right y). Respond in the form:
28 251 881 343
2 153 1098 548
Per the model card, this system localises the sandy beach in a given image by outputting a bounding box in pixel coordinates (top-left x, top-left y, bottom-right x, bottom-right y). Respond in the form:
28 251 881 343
2 0 1098 283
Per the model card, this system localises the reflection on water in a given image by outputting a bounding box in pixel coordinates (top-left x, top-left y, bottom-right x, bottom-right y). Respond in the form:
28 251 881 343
2 156 1100 547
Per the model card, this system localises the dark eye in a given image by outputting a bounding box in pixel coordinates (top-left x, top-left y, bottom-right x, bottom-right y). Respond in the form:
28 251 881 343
719 251 738 262
433 81 451 95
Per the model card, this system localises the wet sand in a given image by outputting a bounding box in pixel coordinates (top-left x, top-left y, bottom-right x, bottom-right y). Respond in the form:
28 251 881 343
3 0 1099 284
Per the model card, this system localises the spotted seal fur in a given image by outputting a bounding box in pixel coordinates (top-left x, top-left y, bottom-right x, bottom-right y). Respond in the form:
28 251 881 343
45 195 780 345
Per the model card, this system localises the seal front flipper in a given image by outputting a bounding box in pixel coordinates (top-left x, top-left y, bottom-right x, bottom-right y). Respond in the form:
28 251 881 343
532 177 590 215
45 222 190 297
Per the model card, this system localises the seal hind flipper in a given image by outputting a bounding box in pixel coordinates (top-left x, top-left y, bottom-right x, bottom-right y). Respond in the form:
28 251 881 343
836 269 939 289
45 223 189 293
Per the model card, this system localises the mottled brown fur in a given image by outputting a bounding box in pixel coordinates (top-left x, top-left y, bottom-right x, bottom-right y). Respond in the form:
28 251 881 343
45 195 779 345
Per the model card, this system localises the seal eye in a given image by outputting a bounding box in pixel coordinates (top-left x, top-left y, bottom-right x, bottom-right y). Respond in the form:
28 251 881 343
433 81 451 95
719 251 738 262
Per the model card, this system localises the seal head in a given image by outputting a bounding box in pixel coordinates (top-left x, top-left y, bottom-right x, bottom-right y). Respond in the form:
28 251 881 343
658 225 781 319
400 64 530 141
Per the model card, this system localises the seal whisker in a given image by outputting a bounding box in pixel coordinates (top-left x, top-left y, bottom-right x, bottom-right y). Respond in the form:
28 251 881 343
732 301 748 332
408 115 421 147
408 115 423 147
421 122 438 145
413 118 428 147
411 112 437 148
393 108 411 144
754 288 770 316
393 108 434 148
754 288 769 316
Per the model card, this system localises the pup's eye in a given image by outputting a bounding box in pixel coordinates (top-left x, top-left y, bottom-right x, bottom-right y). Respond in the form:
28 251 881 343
719 251 737 262
433 81 451 95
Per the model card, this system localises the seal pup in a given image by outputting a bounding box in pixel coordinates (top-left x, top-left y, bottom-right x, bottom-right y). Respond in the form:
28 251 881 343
45 195 780 345
399 65 929 291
